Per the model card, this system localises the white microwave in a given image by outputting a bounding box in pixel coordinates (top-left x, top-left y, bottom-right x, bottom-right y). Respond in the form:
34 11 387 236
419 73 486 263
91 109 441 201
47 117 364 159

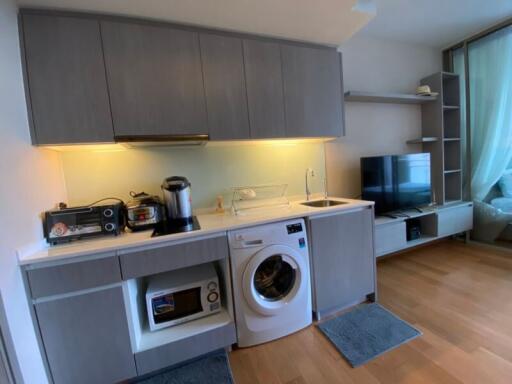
146 263 221 331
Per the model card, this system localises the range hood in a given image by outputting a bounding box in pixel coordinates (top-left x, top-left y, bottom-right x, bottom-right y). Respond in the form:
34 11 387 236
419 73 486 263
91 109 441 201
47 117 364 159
115 135 209 147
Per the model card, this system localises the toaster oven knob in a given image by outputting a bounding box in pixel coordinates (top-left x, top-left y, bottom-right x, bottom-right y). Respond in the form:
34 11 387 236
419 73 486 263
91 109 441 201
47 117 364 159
103 208 114 218
207 292 219 303
105 223 116 232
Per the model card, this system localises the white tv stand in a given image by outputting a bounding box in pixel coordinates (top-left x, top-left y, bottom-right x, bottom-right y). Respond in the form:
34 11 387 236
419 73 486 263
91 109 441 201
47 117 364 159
374 201 473 257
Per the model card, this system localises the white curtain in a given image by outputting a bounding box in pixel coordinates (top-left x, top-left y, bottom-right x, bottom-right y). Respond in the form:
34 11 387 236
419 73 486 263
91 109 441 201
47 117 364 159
469 26 512 201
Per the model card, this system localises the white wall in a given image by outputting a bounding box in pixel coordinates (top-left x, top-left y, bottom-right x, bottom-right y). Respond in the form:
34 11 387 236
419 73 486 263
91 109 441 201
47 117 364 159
0 0 67 382
326 36 442 198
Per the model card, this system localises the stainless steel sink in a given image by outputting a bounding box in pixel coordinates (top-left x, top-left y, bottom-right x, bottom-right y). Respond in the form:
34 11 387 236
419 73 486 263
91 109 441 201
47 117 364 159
300 199 347 208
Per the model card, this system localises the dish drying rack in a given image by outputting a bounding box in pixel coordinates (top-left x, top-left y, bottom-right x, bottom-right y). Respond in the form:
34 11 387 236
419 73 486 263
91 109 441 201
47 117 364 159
231 184 290 215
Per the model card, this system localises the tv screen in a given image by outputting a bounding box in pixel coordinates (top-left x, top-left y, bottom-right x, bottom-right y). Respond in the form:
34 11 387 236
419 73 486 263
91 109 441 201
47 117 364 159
361 153 432 214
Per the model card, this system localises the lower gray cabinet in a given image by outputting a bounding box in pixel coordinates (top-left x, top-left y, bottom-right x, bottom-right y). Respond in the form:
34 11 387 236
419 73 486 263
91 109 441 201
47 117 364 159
307 208 375 317
0 295 14 384
0 354 10 384
35 286 136 384
135 323 236 375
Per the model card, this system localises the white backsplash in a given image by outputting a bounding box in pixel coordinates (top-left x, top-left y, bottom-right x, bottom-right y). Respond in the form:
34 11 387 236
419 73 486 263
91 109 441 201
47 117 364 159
60 141 326 209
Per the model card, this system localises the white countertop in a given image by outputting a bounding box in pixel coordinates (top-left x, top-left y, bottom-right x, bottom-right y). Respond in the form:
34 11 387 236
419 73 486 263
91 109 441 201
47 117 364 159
18 196 373 266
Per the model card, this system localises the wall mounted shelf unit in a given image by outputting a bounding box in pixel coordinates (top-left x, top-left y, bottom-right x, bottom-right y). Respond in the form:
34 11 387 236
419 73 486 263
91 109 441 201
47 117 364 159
344 91 436 104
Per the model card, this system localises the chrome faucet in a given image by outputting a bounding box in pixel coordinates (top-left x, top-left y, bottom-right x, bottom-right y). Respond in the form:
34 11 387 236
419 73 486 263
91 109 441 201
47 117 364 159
305 168 314 201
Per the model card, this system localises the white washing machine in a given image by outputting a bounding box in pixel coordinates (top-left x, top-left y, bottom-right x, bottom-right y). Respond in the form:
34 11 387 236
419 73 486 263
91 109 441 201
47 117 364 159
228 218 312 347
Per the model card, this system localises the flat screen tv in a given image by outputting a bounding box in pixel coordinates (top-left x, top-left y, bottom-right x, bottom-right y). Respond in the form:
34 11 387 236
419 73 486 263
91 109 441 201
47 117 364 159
361 153 432 214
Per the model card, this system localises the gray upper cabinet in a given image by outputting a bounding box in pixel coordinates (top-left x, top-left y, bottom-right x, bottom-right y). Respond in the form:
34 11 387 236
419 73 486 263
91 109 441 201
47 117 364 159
20 11 345 144
243 39 286 138
200 34 250 140
281 45 344 137
101 21 208 139
308 208 375 317
35 286 136 384
21 13 114 144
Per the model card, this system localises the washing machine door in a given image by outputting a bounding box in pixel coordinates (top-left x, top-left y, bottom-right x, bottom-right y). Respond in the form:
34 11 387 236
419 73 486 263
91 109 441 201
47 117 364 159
242 244 306 316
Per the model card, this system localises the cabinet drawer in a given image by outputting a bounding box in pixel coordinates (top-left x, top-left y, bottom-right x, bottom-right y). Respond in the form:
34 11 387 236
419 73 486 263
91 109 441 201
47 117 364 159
437 203 473 237
134 322 236 375
375 222 407 256
120 234 228 279
26 254 121 298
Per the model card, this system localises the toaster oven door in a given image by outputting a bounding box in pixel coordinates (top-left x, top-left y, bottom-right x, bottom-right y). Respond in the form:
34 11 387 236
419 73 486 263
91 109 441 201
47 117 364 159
46 208 102 239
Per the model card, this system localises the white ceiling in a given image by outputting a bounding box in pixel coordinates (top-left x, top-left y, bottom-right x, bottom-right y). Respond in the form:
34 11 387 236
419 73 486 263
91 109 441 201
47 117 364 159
16 0 375 46
359 0 512 48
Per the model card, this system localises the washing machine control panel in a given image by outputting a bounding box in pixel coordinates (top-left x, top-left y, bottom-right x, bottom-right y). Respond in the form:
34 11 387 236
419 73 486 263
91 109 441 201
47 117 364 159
286 223 303 234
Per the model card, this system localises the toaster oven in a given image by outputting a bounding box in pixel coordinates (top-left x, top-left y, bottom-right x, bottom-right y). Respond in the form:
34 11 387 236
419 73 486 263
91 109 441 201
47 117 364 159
43 202 124 245
145 263 221 331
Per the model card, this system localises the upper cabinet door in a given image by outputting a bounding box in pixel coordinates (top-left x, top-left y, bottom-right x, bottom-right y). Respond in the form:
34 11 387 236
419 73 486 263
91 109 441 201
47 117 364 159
281 45 344 138
200 34 250 140
243 39 286 139
101 21 207 138
22 14 114 144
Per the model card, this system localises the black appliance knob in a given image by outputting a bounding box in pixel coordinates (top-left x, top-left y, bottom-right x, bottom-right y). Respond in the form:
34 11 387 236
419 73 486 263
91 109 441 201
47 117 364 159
105 223 116 232
103 208 114 218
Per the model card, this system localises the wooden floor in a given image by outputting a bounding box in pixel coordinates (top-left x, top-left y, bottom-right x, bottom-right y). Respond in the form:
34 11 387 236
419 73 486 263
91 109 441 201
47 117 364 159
229 240 512 384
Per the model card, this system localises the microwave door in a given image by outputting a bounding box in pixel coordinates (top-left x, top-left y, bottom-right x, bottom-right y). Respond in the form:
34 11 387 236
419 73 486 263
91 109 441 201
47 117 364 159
152 287 203 325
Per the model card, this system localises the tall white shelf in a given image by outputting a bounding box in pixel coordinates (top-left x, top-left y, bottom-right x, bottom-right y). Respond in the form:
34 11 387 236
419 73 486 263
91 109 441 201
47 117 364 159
345 73 471 257
419 72 463 205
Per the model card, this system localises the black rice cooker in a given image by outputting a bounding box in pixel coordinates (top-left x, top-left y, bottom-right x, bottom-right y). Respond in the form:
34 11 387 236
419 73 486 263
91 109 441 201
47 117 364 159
125 191 164 231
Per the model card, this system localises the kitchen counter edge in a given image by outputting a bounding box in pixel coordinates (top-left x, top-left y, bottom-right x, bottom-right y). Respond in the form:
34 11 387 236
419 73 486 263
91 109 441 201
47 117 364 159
18 197 374 266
